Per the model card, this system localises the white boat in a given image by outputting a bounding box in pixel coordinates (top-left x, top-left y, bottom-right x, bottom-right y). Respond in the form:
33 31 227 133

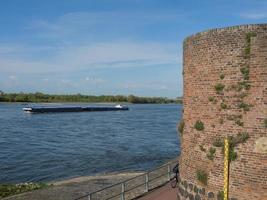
115 104 124 108
22 107 33 113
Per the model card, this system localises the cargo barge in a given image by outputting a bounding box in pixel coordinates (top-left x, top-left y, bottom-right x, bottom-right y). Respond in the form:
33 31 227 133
23 105 129 113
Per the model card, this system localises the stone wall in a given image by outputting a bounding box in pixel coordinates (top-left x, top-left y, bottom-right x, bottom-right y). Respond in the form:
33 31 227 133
178 24 267 200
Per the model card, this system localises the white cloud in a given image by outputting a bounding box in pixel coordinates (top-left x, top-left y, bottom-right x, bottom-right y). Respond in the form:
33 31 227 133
0 41 181 74
85 77 106 84
8 75 17 80
239 12 267 19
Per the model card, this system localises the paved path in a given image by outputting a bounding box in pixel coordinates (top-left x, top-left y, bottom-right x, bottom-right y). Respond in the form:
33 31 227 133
138 183 177 200
2 172 143 200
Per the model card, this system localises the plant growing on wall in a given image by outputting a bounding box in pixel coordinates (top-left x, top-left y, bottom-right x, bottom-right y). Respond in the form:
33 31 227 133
212 133 249 162
208 96 215 102
240 66 250 80
199 145 206 152
244 32 257 57
213 138 224 147
178 119 185 135
214 83 225 94
196 169 208 185
217 191 224 200
220 103 228 109
207 147 216 160
238 102 252 111
194 120 204 131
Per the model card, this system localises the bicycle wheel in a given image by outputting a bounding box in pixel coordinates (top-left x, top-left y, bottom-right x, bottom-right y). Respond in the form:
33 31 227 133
170 177 178 188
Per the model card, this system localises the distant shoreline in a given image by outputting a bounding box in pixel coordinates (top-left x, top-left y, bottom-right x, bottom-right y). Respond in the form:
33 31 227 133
0 92 183 104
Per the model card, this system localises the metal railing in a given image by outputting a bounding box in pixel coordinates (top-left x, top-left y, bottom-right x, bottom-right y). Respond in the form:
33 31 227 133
74 159 178 200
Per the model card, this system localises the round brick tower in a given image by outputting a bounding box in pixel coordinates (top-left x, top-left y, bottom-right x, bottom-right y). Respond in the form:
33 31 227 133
178 24 267 200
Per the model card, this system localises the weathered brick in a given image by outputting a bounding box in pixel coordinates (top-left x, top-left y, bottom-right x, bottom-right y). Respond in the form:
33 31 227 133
180 24 267 200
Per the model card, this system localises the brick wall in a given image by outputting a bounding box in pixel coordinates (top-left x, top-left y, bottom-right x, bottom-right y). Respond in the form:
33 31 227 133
178 24 267 200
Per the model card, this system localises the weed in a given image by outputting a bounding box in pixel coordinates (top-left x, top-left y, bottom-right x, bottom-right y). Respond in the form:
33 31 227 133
207 147 216 161
196 169 208 185
214 83 225 94
220 74 225 80
194 120 204 131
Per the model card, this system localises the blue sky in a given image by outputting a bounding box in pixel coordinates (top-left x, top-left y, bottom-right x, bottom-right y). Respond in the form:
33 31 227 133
0 0 266 98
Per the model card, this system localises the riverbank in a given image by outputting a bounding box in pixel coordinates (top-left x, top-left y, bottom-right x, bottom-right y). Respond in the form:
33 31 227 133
2 157 179 200
2 172 143 200
0 92 182 104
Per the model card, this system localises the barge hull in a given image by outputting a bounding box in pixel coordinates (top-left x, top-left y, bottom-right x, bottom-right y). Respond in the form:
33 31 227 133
23 106 129 113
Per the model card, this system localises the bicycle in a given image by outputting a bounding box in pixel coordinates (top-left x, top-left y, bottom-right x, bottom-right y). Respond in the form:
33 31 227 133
170 163 179 188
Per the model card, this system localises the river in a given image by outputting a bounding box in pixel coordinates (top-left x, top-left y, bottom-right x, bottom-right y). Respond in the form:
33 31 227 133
0 103 181 183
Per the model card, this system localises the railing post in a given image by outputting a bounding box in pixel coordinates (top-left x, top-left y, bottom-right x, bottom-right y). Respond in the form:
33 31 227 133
88 193 92 200
145 173 149 192
121 182 125 200
167 164 171 181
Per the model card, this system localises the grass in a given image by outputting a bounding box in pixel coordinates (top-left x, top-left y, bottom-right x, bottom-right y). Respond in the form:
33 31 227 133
0 183 50 198
196 169 208 185
194 120 204 131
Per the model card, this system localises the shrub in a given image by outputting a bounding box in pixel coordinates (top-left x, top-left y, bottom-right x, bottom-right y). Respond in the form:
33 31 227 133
194 120 204 131
196 169 208 185
219 74 225 80
214 83 225 94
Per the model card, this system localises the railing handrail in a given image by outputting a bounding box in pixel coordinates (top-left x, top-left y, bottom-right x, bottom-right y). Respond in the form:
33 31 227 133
74 158 178 200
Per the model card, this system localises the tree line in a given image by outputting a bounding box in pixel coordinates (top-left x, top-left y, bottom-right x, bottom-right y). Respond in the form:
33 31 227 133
0 91 182 104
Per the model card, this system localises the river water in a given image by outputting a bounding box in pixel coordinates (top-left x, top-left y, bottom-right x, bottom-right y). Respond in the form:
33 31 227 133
0 103 181 183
